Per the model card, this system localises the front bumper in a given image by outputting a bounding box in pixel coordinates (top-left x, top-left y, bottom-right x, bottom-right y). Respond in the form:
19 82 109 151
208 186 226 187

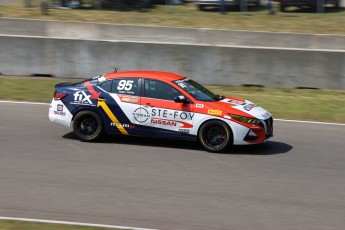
243 117 273 143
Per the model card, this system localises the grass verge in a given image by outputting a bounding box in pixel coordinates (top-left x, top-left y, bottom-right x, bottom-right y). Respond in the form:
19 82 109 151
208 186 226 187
0 1 345 34
0 219 130 230
0 76 344 123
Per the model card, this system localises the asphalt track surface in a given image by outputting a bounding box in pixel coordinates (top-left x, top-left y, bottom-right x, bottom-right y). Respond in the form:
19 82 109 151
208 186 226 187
1 102 345 230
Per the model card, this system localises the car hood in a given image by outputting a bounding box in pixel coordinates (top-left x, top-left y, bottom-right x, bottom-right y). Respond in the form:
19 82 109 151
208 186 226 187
205 96 271 120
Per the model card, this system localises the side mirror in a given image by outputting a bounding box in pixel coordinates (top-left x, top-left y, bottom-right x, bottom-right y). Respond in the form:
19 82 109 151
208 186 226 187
174 95 187 103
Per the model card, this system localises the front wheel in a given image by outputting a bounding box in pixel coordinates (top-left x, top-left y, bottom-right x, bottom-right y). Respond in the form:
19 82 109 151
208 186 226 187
198 120 232 153
73 110 103 142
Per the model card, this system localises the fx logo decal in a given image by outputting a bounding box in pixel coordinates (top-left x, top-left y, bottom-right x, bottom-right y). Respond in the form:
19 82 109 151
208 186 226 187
72 91 93 105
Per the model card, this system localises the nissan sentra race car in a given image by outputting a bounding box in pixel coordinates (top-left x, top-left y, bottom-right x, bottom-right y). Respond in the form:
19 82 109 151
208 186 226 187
49 70 273 152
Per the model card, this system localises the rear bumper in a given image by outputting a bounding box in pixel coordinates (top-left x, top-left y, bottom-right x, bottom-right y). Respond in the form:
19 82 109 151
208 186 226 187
48 99 73 128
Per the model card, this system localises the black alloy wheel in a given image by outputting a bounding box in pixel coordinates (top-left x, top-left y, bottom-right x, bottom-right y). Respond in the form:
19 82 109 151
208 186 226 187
73 111 103 141
198 120 232 153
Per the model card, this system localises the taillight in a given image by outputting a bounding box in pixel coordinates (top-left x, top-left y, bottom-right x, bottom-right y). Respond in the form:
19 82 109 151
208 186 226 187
54 91 68 100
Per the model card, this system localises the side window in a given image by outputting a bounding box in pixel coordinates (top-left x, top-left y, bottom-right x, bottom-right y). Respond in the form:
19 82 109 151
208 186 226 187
144 79 180 101
110 78 139 96
99 80 112 92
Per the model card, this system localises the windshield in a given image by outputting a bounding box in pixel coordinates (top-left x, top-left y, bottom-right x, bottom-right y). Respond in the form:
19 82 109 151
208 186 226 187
173 78 221 102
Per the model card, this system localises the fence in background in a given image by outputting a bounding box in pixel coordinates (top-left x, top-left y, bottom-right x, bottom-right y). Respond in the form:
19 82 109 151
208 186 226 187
1 18 345 89
1 34 344 89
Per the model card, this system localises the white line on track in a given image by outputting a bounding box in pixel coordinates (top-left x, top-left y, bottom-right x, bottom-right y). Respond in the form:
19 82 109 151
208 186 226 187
1 100 344 126
274 118 345 126
0 216 158 230
0 100 50 105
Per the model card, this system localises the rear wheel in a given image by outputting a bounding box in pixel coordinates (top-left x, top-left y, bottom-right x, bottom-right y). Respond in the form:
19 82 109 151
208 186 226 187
198 120 232 153
73 111 103 142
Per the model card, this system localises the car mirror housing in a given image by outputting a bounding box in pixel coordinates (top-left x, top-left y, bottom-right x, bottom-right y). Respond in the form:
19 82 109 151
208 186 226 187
174 95 187 103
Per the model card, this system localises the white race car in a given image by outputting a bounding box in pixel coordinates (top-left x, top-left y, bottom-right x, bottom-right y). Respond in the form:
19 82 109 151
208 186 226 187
49 70 273 152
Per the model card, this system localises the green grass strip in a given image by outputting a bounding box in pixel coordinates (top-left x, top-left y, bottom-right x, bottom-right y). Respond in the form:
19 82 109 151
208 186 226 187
0 219 131 230
0 76 344 123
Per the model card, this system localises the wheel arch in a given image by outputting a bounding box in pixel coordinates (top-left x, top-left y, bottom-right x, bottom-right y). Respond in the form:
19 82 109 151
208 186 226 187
73 107 104 125
72 107 101 121
197 118 234 145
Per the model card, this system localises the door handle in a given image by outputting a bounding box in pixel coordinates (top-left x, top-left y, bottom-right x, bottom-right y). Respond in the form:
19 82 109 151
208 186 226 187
145 103 153 107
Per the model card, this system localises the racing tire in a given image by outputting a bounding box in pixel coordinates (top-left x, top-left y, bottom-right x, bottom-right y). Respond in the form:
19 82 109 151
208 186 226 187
73 110 103 142
198 120 232 153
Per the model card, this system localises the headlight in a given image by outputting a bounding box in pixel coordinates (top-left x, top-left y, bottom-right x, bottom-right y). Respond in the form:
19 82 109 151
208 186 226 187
230 114 260 125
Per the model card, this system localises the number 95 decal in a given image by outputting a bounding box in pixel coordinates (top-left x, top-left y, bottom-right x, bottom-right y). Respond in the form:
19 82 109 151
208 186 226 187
117 80 134 91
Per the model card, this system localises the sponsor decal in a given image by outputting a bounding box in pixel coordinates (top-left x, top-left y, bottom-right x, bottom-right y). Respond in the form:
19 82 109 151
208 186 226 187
174 78 190 83
223 115 231 119
132 107 194 128
229 100 246 105
92 74 106 83
224 99 257 111
195 104 204 108
53 104 66 116
208 109 222 116
150 118 193 128
151 118 177 126
177 82 187 89
133 108 194 126
178 128 190 134
111 123 135 128
132 108 150 123
57 104 63 111
262 112 271 119
174 78 190 90
98 75 107 82
151 108 194 120
54 111 66 116
91 75 102 80
243 103 257 111
71 91 94 105
226 99 246 105
54 104 66 116
120 96 138 103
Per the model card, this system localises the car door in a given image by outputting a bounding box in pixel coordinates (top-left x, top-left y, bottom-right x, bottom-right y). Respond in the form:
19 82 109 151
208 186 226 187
97 77 142 136
140 78 196 138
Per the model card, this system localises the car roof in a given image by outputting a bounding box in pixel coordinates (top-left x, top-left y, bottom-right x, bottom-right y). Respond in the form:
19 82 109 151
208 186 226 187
104 70 186 82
